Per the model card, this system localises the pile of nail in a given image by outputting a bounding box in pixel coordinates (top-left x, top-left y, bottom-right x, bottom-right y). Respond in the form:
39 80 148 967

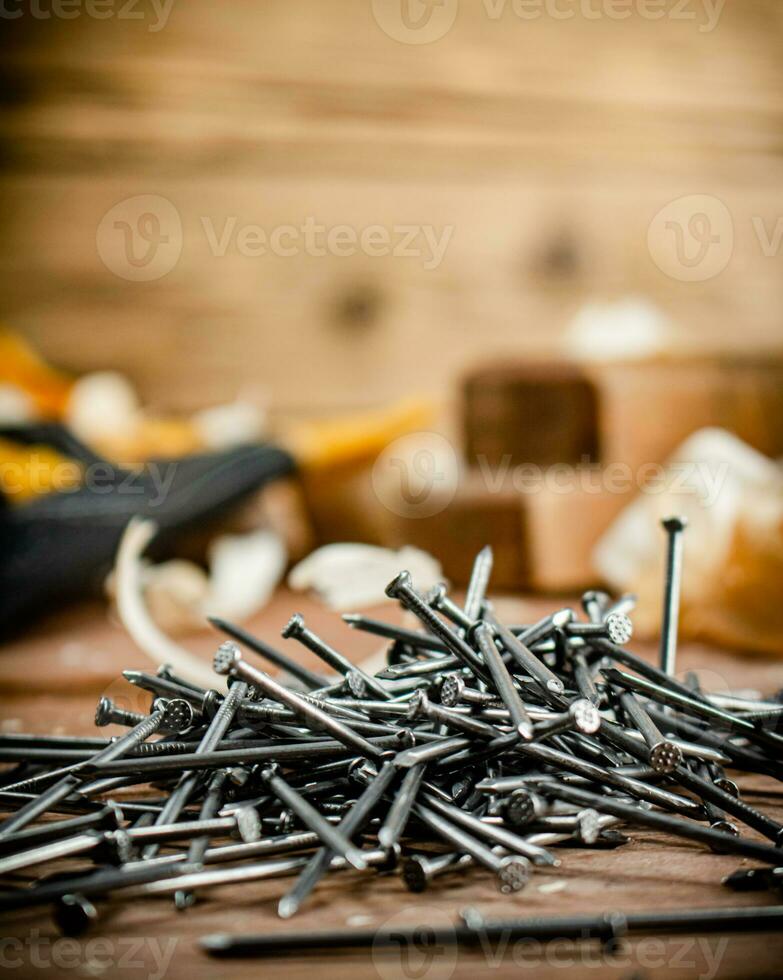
1 538 783 942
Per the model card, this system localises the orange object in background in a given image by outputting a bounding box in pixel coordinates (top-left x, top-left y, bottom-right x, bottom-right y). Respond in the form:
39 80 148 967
0 329 73 419
0 437 82 504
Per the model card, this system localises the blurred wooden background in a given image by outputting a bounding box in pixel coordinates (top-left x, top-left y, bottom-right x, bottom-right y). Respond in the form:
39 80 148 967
1 0 782 424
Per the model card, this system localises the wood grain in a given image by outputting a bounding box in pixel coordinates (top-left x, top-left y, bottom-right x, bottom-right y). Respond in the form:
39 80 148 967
0 591 782 978
1 1 782 420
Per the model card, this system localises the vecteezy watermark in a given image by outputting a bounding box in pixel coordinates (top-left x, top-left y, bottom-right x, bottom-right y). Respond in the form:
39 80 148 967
97 675 153 716
373 907 458 980
0 0 176 31
371 908 729 980
371 433 730 519
476 454 730 507
200 216 454 270
371 0 726 44
372 432 461 519
97 195 454 281
371 0 459 44
648 194 734 282
97 195 184 282
0 931 177 980
0 454 178 507
648 194 783 282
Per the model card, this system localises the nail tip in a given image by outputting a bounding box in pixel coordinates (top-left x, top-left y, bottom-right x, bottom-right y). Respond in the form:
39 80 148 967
277 899 297 918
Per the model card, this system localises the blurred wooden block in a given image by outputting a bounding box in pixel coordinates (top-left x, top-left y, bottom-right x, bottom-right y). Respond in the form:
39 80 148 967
465 355 783 477
713 358 783 458
301 353 783 594
382 468 626 592
592 356 783 472
463 363 599 468
380 471 528 589
299 463 387 547
521 476 628 592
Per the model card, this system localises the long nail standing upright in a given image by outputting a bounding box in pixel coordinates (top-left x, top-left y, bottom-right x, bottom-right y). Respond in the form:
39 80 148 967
659 516 687 676
463 545 493 624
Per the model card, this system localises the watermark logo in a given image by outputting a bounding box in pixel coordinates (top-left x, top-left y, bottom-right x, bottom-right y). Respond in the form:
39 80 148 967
373 907 457 980
0 931 177 979
372 432 460 518
370 909 729 979
371 437 730 518
97 194 183 281
97 675 160 718
372 0 726 43
647 194 733 282
477 455 729 508
0 453 178 507
200 216 453 269
371 0 458 44
99 202 453 280
0 0 177 32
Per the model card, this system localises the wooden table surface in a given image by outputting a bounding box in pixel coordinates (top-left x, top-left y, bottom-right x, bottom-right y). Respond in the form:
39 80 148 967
1 592 782 980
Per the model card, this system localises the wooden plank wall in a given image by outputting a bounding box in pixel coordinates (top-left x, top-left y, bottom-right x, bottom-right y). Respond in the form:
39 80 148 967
1 0 782 422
